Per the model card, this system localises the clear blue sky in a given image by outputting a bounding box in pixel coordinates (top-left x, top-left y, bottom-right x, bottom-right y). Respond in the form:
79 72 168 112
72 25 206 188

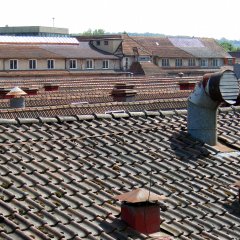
1 0 240 40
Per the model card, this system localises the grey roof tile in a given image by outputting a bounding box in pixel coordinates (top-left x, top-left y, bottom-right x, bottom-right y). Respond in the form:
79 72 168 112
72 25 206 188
1 108 240 239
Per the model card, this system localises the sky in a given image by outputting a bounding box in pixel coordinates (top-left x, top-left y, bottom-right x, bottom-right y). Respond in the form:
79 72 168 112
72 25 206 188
1 0 240 40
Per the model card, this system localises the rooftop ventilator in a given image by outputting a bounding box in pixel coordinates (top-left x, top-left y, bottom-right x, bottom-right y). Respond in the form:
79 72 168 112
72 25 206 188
188 70 239 146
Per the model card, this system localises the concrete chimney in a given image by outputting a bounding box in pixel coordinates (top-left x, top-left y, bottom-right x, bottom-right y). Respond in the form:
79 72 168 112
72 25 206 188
111 83 137 102
188 70 239 145
7 87 27 109
114 188 166 234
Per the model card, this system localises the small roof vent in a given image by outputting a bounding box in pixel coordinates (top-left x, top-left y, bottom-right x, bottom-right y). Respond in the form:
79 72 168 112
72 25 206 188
114 188 166 234
114 188 166 203
111 83 137 102
6 87 27 97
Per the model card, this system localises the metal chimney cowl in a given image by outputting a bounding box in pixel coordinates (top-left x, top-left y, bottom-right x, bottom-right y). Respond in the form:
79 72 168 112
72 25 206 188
114 188 166 234
188 70 239 146
7 87 27 109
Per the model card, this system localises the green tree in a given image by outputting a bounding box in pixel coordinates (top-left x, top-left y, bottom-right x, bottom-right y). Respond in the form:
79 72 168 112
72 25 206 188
81 28 105 36
219 41 240 52
220 41 235 51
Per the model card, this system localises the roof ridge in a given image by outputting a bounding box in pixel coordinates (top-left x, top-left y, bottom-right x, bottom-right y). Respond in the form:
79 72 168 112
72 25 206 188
0 106 238 125
0 109 185 125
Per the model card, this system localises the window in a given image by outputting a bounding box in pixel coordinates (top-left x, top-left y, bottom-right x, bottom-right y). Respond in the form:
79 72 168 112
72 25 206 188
200 59 208 67
212 59 219 67
228 59 233 65
175 59 183 67
69 59 77 69
29 59 37 69
10 59 18 70
102 60 109 69
96 40 100 46
86 59 94 69
138 56 151 62
125 58 129 69
188 58 195 67
162 59 169 67
47 59 54 69
104 41 109 46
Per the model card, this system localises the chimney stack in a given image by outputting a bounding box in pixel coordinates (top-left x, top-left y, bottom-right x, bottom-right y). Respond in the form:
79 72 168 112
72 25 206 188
188 70 239 145
7 87 27 109
114 188 166 234
178 80 196 91
44 83 59 91
111 83 137 102
21 87 39 95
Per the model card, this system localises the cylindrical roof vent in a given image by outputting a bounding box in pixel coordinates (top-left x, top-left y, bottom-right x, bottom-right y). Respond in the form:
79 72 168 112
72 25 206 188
204 70 239 104
188 70 239 146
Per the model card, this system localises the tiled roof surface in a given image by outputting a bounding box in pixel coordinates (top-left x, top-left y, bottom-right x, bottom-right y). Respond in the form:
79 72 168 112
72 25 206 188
133 37 194 58
42 42 119 59
0 90 191 109
137 62 165 75
0 98 188 118
0 45 63 59
121 35 151 56
0 107 240 239
169 38 231 58
123 36 230 59
229 51 240 58
0 42 118 59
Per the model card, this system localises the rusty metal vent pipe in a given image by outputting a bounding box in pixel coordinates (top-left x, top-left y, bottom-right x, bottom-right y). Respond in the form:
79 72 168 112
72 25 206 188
188 70 239 146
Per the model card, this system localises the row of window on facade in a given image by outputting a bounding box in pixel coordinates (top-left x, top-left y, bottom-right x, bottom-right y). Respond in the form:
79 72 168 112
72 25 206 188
160 58 223 67
9 59 110 70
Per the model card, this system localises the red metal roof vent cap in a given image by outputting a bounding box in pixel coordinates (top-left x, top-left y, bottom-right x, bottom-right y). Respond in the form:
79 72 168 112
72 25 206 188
114 188 166 234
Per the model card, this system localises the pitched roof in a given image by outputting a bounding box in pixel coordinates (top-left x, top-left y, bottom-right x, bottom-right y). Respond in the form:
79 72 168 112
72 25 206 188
0 98 188 118
169 37 232 58
0 107 240 239
42 42 119 59
121 34 151 56
0 42 118 59
123 35 231 59
0 45 63 59
133 36 194 58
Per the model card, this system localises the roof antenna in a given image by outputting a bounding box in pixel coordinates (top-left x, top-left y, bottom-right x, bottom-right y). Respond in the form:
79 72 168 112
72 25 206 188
52 17 55 28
